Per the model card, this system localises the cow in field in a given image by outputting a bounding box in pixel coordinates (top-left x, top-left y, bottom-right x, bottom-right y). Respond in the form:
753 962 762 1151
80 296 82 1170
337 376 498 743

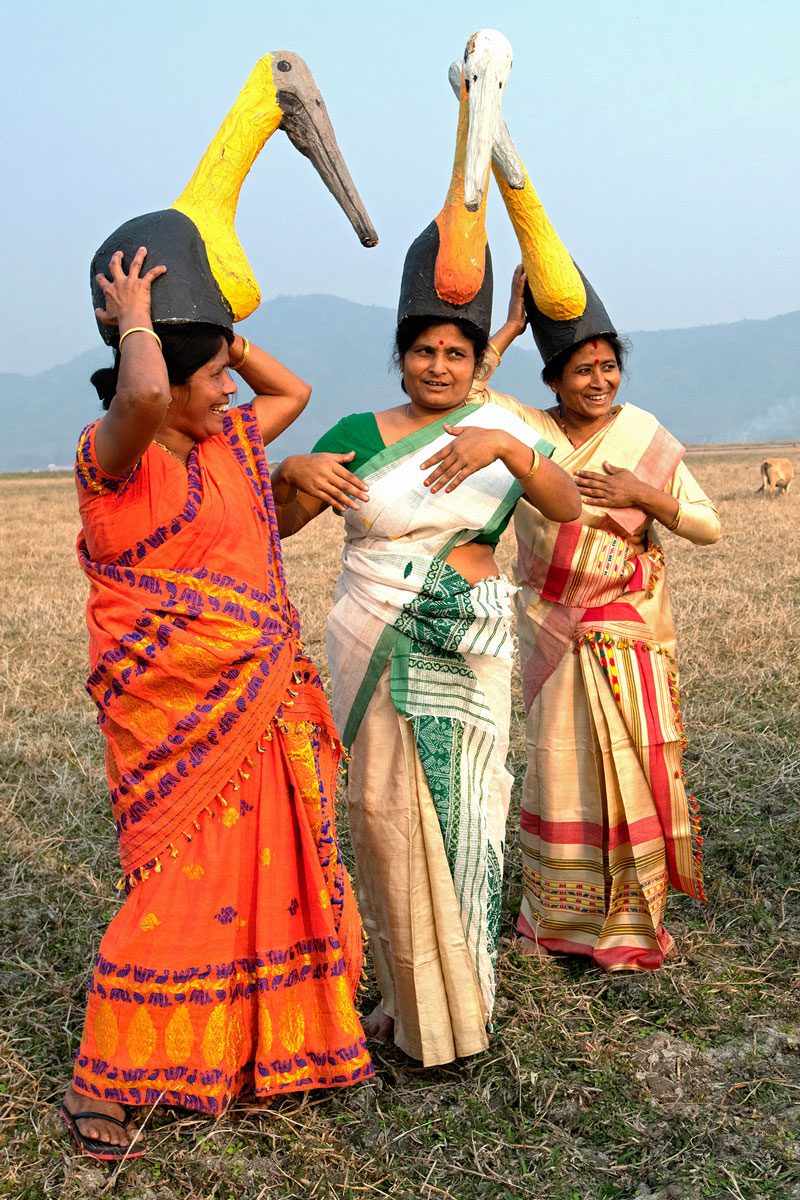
756 457 793 496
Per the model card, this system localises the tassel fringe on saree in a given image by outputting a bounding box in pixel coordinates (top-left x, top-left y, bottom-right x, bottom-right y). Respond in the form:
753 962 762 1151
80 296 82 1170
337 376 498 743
73 404 371 1110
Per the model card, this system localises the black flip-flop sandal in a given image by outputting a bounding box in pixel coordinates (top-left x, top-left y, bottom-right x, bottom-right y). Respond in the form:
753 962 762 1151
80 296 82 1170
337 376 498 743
60 1103 146 1161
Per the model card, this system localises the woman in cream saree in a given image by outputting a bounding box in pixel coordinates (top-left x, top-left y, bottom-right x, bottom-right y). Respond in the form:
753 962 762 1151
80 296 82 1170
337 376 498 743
480 305 721 971
273 316 579 1063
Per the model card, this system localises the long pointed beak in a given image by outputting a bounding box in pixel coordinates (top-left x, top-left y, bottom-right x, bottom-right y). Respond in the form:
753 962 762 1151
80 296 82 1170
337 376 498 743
461 30 514 211
274 53 378 247
448 60 524 190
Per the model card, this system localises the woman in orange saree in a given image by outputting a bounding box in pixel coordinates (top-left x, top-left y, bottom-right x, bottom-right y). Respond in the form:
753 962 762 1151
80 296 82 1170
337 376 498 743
62 248 370 1160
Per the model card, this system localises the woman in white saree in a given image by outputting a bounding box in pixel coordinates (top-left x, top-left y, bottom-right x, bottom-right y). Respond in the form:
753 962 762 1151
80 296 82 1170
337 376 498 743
272 309 579 1064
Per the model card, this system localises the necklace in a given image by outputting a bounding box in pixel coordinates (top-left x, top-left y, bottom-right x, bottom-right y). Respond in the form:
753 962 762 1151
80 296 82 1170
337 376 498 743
153 439 190 466
555 404 613 450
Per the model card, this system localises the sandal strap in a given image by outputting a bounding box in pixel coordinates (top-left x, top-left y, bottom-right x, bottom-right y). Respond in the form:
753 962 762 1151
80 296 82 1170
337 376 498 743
62 1105 130 1131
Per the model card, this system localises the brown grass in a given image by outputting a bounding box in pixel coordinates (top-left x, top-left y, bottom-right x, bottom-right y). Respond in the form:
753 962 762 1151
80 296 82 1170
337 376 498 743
0 449 798 1199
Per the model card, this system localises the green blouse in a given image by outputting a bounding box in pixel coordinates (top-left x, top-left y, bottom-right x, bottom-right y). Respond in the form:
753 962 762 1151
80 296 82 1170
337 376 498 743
312 412 513 548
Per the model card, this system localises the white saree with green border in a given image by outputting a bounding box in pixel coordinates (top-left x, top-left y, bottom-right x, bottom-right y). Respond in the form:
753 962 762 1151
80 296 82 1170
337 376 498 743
327 400 555 1014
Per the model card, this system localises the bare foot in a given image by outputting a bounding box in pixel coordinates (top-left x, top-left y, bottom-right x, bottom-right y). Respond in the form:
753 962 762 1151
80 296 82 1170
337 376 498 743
362 1002 394 1043
62 1084 140 1151
516 935 552 959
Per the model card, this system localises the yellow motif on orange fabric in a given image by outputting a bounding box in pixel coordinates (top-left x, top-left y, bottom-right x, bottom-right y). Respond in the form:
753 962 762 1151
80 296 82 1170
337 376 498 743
126 1007 157 1067
201 1006 227 1067
114 692 170 742
182 863 205 881
258 1005 273 1055
334 975 361 1040
278 1001 305 1055
226 1008 246 1066
285 723 323 839
170 641 222 676
140 912 161 932
158 676 204 713
319 888 329 909
93 1000 119 1060
222 807 240 828
164 1006 195 1063
259 847 272 866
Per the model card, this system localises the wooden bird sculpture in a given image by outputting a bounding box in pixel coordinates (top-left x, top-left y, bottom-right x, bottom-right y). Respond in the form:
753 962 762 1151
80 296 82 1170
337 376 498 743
92 52 378 343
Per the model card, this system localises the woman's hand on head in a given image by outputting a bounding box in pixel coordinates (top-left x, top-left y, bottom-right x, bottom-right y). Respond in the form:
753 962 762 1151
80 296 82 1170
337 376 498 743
420 426 510 494
574 462 644 508
94 247 166 328
280 452 369 510
507 264 528 334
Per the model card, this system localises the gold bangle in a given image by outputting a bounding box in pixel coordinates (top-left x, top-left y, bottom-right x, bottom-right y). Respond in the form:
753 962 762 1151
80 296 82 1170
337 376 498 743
118 326 162 352
666 501 682 531
229 337 250 371
487 339 502 364
515 447 540 485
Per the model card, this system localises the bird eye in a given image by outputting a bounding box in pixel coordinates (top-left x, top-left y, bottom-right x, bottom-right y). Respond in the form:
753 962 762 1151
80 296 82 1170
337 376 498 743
277 60 292 72
499 82 502 89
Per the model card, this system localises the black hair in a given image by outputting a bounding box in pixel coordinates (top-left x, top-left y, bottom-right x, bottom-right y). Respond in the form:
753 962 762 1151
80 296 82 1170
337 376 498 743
90 324 234 410
540 332 629 387
394 315 488 362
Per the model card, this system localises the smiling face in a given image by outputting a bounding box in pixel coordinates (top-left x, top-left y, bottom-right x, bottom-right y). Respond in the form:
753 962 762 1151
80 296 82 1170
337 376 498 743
401 322 477 413
549 338 621 423
165 340 237 442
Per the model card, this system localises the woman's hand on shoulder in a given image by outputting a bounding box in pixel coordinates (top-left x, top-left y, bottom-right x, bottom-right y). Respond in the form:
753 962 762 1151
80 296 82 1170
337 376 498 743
278 451 369 510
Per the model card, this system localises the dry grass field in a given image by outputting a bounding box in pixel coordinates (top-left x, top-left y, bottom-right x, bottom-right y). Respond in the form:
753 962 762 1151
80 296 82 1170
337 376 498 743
1 446 798 1199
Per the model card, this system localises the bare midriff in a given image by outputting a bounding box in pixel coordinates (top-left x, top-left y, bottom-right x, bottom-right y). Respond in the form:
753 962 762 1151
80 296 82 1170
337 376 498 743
444 541 499 586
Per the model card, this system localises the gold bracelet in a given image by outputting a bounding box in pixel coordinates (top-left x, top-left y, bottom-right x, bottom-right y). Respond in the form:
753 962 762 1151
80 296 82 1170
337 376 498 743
666 501 682 531
487 339 502 364
515 447 540 485
229 337 250 371
118 326 162 352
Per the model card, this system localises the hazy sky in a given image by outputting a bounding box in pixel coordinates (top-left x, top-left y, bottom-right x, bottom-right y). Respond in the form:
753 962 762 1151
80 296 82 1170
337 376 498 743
1 0 797 374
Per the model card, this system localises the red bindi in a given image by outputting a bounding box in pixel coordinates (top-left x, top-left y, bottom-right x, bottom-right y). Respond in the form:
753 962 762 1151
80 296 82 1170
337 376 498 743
594 358 600 365
438 340 444 345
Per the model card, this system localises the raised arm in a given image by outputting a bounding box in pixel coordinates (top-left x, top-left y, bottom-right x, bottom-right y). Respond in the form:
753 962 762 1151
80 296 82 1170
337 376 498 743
228 336 311 445
473 264 528 385
93 247 170 478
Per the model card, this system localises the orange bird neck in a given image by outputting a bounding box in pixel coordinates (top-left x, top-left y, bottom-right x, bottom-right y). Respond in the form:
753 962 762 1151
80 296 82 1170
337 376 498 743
434 82 489 306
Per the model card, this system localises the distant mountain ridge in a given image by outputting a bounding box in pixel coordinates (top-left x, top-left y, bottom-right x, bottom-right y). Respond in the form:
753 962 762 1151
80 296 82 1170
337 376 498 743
2 295 798 471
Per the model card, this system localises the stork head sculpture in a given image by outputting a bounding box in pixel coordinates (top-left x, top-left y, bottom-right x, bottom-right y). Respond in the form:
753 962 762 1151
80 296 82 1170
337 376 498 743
91 51 378 344
397 30 517 338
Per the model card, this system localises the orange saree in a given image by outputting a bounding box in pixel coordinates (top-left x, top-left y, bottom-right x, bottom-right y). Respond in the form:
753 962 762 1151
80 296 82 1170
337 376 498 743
72 404 370 1112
